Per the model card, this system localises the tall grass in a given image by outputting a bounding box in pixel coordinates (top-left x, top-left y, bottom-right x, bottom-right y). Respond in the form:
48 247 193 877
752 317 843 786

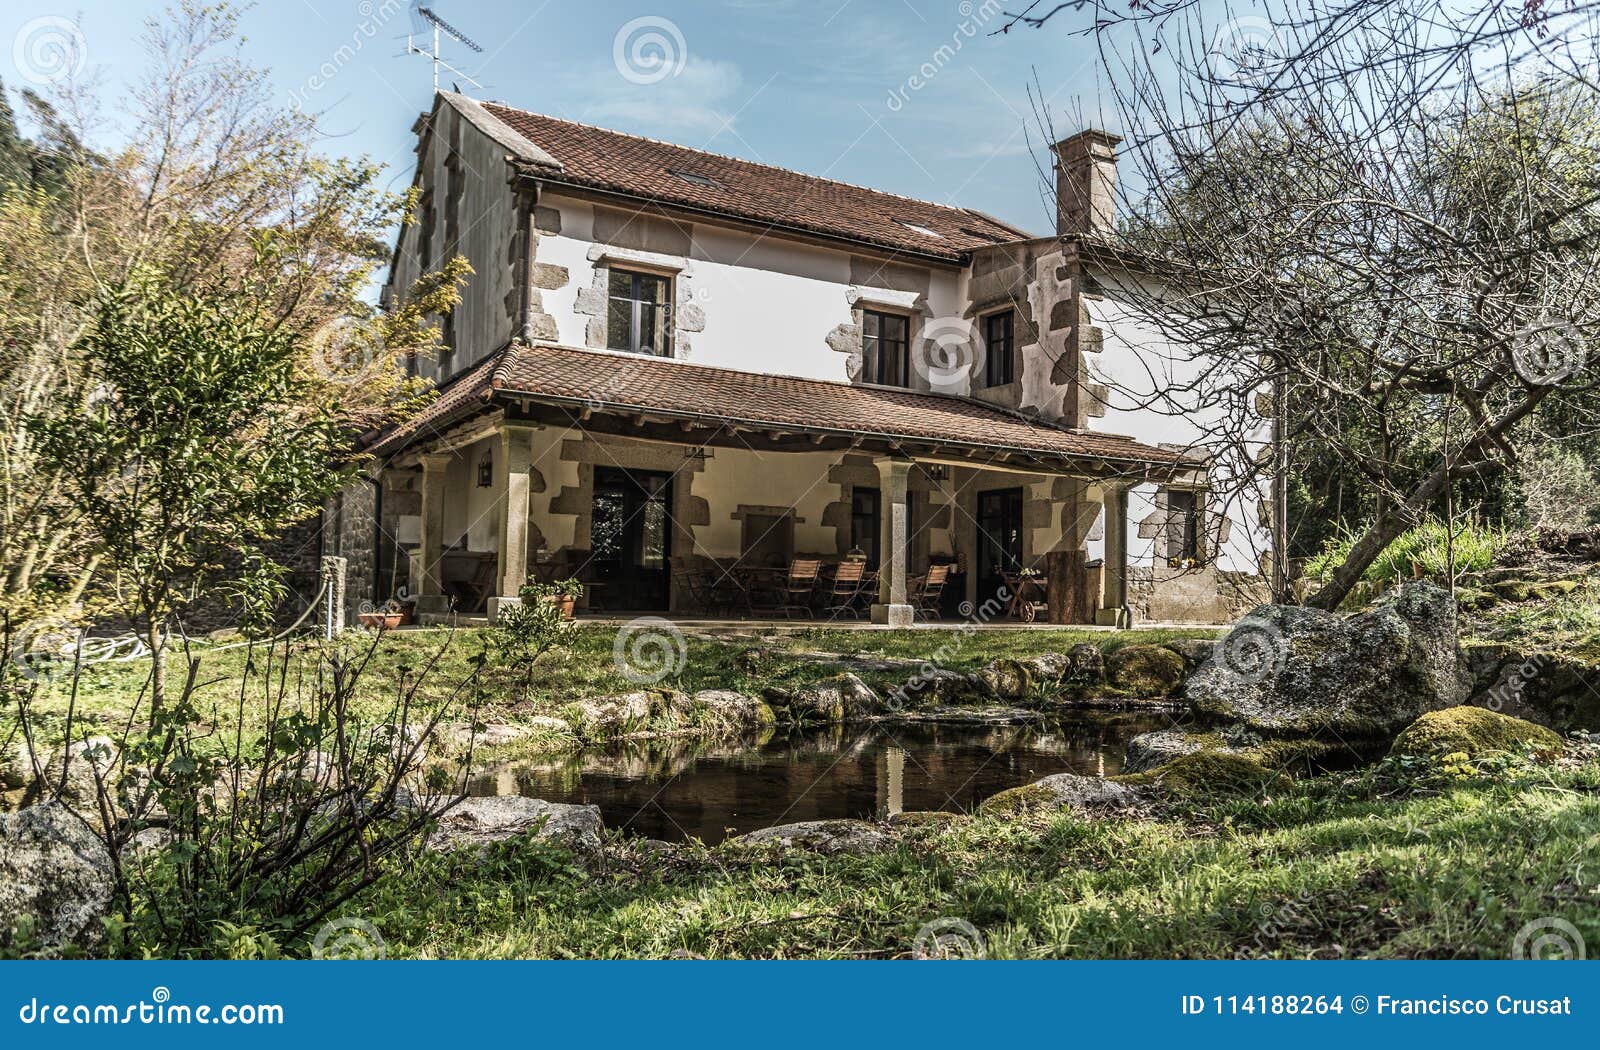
1303 518 1509 587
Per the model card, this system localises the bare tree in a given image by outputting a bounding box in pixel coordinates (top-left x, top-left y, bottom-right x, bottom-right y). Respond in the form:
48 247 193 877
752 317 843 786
1009 0 1600 609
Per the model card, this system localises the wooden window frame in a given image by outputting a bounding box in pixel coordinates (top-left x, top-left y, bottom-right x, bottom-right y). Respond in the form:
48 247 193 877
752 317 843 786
607 267 675 358
862 309 912 387
983 309 1015 387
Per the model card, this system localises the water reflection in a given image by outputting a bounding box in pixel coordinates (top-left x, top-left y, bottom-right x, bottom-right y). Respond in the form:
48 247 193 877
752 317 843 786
466 713 1166 844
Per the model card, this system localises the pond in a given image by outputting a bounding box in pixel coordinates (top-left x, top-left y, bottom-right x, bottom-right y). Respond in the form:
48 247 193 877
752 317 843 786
466 711 1170 844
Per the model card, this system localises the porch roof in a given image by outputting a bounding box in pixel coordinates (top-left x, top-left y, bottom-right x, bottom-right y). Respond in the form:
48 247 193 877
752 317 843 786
369 343 1197 478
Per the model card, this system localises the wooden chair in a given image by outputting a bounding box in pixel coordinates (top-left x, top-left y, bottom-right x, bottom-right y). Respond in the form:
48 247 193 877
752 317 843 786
778 558 822 618
448 554 497 613
671 558 716 616
912 564 950 620
822 559 869 620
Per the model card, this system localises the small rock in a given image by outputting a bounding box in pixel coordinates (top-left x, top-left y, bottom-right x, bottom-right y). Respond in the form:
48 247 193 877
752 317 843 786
887 810 965 830
892 668 980 708
566 691 655 737
725 819 893 856
1123 729 1207 773
1163 638 1218 670
1391 707 1563 759
689 690 776 729
426 796 603 856
0 803 113 955
1106 645 1187 696
979 772 1143 817
23 736 118 808
771 674 880 723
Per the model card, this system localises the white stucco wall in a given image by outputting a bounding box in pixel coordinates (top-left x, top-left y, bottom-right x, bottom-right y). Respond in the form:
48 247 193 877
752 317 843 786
535 194 968 388
1084 283 1270 575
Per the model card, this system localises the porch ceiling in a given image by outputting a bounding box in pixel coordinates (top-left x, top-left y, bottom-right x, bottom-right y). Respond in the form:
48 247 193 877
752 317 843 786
367 342 1200 481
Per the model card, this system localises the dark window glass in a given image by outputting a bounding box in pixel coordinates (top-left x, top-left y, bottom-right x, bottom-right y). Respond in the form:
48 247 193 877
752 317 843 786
607 269 673 356
984 311 1015 387
862 310 910 387
1167 489 1202 564
851 487 881 569
976 487 1024 605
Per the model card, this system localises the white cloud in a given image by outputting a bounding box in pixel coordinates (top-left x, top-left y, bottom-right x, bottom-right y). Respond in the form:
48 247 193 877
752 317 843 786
575 56 745 138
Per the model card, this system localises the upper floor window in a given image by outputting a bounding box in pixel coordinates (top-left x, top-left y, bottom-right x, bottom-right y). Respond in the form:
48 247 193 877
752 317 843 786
862 309 910 387
607 269 673 357
983 310 1014 387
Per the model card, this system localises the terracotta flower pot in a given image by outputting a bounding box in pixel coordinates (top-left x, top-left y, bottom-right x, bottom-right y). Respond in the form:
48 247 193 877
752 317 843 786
358 611 404 631
544 595 577 620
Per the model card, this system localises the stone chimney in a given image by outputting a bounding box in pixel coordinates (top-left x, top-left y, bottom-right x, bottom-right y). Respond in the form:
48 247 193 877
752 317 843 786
1054 129 1122 239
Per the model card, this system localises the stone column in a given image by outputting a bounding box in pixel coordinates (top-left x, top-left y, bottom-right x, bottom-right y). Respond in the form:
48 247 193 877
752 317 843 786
871 457 914 626
1097 483 1131 628
413 453 452 615
489 425 539 621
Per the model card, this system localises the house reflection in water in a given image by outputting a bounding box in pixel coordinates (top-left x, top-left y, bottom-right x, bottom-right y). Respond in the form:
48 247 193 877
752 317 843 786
468 715 1166 844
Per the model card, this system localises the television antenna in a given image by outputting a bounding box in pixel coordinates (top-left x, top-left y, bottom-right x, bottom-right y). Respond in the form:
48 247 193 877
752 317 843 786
406 3 484 91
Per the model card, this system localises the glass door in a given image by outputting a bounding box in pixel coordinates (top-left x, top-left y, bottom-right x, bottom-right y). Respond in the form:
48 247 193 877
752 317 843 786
976 487 1023 607
590 467 674 610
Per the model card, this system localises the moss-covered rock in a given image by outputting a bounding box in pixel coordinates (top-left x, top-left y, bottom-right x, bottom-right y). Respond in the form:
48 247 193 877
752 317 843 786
1105 645 1186 697
766 673 880 724
1465 647 1600 733
1123 729 1340 776
1490 579 1535 602
1391 707 1562 759
1529 579 1581 600
978 772 1143 818
1112 751 1276 796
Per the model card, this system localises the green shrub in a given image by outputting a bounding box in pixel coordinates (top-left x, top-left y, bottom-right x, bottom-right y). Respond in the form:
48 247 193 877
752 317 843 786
1303 518 1509 590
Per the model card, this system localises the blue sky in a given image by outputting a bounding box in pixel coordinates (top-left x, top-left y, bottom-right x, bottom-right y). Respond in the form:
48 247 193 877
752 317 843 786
3 0 1126 236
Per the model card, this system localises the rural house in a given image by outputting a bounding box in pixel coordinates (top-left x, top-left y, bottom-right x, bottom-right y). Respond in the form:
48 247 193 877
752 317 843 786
326 91 1268 626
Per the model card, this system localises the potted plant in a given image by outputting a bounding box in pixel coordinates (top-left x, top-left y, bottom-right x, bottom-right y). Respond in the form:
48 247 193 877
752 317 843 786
528 577 583 620
358 599 405 631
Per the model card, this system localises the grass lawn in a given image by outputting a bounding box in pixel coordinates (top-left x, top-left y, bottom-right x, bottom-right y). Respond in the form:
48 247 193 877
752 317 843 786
13 624 1220 747
356 749 1600 959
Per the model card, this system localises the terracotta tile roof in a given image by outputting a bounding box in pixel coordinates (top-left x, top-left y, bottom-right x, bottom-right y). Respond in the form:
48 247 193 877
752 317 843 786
366 353 500 456
459 95 1031 262
370 344 1192 473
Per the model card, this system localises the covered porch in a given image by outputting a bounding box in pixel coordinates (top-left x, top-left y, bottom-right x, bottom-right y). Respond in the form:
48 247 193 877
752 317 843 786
364 344 1192 628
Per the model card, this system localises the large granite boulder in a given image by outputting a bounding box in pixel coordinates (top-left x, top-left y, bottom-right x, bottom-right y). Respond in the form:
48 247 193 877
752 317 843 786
1186 582 1467 739
725 819 893 856
426 796 603 857
0 803 113 955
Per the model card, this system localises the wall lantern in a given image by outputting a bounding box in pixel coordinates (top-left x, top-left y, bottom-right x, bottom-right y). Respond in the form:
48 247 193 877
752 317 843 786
477 451 493 487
